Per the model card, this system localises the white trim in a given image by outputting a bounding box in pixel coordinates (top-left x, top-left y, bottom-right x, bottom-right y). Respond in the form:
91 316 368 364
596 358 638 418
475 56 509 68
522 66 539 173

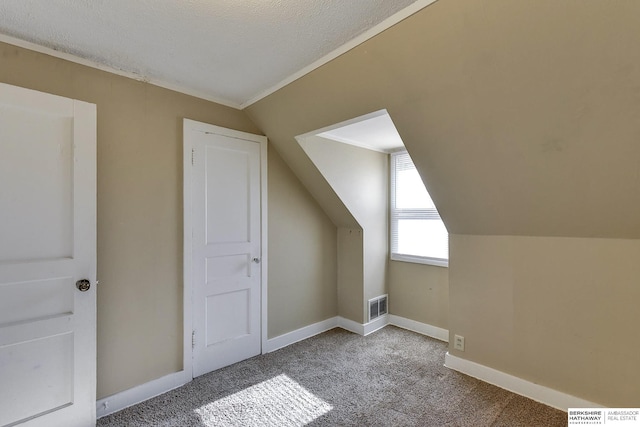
183 120 267 143
363 314 388 336
389 315 449 342
260 133 269 355
264 317 339 353
95 316 447 419
241 0 439 108
183 119 268 380
262 315 444 353
391 253 449 268
337 316 365 335
96 371 189 418
336 315 391 336
182 122 194 383
444 353 603 412
0 34 241 109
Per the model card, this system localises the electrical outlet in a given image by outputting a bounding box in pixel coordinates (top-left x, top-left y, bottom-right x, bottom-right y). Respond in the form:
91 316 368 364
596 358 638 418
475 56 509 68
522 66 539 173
454 335 465 351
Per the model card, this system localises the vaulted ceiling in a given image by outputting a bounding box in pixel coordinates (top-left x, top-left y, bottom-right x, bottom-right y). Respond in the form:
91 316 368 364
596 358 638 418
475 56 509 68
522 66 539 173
3 0 640 239
246 0 640 238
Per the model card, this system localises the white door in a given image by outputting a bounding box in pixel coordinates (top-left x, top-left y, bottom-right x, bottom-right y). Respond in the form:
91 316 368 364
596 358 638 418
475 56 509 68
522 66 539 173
0 83 96 427
187 121 265 378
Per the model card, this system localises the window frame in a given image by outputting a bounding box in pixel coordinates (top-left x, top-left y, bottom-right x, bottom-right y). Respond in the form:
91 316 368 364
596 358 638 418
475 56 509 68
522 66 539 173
390 151 449 268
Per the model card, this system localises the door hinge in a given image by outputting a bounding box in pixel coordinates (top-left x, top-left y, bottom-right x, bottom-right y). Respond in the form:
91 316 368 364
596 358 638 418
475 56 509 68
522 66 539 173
192 330 196 349
191 148 195 166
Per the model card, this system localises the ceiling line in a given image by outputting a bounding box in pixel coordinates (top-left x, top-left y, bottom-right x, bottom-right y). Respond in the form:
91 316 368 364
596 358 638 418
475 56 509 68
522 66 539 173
240 0 439 109
0 32 242 109
0 0 438 111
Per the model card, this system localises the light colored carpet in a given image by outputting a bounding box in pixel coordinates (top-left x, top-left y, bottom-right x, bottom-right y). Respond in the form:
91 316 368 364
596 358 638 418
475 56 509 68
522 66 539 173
97 326 566 426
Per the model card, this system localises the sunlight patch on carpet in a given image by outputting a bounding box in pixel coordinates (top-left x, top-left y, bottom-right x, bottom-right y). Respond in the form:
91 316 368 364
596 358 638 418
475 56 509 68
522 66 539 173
194 374 333 426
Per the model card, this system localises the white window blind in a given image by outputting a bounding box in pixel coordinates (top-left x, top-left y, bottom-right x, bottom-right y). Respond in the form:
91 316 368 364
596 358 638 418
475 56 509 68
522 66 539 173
390 151 448 267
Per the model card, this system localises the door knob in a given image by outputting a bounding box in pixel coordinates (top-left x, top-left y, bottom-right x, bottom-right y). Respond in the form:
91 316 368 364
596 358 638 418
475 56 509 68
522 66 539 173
76 279 91 292
252 257 260 264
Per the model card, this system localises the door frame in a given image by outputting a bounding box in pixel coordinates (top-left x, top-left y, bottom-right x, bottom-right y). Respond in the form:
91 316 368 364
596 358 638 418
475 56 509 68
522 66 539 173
183 119 268 379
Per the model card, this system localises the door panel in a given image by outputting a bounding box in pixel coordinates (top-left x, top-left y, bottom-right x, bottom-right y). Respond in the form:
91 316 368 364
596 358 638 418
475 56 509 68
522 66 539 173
206 255 250 279
0 277 73 325
191 128 262 378
0 332 74 425
205 145 252 245
206 289 250 344
0 105 73 262
0 83 96 427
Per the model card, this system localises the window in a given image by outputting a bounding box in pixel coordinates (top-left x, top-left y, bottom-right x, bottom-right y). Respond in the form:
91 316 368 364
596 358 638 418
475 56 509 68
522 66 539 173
390 151 448 267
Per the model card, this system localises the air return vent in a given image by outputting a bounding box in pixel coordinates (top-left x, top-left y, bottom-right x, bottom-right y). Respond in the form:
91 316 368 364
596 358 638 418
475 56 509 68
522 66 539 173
368 295 388 322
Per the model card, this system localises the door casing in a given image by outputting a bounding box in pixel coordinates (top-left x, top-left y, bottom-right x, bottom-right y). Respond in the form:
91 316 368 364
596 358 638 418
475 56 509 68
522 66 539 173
183 119 268 379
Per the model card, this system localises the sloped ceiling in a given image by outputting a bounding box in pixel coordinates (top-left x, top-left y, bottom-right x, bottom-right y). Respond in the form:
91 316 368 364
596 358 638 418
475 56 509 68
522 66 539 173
317 111 405 153
247 0 640 238
0 0 420 107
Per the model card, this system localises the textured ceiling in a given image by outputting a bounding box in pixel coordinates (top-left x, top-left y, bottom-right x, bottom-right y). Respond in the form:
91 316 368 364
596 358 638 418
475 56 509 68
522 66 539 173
0 0 420 107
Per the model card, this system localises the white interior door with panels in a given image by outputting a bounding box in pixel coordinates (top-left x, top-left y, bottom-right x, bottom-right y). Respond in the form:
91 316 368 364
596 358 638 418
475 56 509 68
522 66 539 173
0 83 96 427
184 119 267 378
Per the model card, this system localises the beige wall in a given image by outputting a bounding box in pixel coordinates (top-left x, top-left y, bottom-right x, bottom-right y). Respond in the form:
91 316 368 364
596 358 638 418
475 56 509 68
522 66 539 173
267 146 338 337
299 136 388 233
449 235 640 407
337 228 364 323
389 261 448 329
0 41 258 398
6 0 639 407
299 136 388 322
0 40 338 399
246 0 640 407
247 0 640 239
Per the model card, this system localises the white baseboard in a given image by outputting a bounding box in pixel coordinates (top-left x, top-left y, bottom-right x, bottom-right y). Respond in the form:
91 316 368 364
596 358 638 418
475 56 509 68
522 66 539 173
96 316 449 419
264 317 339 353
96 370 190 418
388 315 449 342
96 317 601 419
264 314 388 340
444 352 602 412
363 314 388 336
337 316 365 335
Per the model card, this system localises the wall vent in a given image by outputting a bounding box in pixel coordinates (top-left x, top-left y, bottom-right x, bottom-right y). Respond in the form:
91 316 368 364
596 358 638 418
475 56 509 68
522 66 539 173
368 295 388 322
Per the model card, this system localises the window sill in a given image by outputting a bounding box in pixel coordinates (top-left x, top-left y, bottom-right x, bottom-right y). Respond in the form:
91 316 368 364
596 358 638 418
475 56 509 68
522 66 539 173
391 253 449 268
